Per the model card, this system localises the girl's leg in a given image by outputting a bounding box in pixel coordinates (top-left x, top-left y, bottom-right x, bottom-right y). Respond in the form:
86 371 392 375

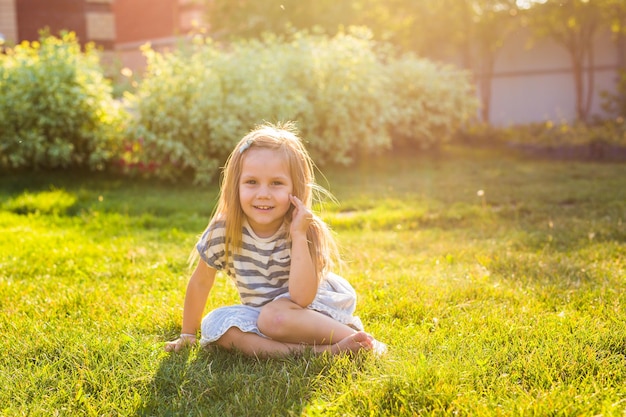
257 298 372 347
214 326 372 358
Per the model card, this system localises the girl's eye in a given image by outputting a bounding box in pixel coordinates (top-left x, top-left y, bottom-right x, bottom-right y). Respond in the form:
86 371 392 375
272 181 283 186
245 180 256 185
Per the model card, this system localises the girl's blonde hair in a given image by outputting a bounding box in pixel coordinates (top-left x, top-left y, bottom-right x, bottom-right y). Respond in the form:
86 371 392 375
194 121 340 280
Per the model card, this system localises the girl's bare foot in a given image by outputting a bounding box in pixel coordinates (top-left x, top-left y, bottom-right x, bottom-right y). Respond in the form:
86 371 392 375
332 331 387 355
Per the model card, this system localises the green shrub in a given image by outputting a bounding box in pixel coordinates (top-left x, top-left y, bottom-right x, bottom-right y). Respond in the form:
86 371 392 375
127 29 391 183
505 121 626 148
126 29 478 184
600 69 626 119
386 55 479 149
0 32 127 171
126 35 312 183
289 28 392 164
454 120 626 158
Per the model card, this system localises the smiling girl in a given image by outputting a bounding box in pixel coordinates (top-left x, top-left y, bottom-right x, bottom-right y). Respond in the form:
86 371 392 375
165 122 386 357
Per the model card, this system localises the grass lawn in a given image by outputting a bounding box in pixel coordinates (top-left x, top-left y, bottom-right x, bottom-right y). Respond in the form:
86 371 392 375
1 146 625 416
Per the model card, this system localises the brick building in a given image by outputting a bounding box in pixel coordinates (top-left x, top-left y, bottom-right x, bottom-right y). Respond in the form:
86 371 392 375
0 0 115 50
0 0 205 68
112 0 206 70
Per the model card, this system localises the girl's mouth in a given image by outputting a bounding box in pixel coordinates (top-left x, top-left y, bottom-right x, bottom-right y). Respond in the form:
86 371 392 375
254 205 273 210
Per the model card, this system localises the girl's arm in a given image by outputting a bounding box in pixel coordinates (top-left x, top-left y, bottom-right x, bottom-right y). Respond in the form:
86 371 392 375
288 195 318 307
165 259 216 352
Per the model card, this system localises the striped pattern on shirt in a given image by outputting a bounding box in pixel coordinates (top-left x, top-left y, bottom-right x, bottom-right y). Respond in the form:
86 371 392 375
196 219 291 307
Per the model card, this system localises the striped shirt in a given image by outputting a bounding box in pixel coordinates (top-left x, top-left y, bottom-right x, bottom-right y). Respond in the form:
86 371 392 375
196 219 291 307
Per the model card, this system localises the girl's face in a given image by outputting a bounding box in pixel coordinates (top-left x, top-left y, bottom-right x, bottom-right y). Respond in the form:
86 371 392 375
239 147 294 238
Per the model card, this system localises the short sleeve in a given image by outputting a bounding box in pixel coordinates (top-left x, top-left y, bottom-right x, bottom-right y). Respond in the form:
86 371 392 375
196 220 227 271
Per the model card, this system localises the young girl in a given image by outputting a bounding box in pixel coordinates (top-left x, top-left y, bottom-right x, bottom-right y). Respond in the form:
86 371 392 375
165 122 386 357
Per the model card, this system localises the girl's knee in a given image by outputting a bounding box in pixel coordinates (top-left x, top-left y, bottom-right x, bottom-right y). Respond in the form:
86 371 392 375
257 299 297 339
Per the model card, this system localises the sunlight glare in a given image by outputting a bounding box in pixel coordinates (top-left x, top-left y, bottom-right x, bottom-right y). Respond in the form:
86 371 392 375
516 0 547 9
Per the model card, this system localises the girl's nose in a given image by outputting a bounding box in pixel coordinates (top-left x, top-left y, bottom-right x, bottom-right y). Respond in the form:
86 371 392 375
257 186 271 198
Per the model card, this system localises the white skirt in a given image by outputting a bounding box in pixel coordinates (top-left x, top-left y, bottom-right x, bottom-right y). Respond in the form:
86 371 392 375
200 273 364 346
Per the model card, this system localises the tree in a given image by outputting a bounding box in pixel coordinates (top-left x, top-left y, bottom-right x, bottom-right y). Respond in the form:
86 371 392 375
367 0 520 123
457 0 521 123
605 0 626 68
526 0 611 122
205 0 359 39
598 0 626 118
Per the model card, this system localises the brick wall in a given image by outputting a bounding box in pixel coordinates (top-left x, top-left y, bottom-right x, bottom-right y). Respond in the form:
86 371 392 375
11 0 114 49
112 0 178 44
16 0 87 43
0 0 17 44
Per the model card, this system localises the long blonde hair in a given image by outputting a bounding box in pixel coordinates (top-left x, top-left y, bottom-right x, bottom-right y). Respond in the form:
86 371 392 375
194 121 340 280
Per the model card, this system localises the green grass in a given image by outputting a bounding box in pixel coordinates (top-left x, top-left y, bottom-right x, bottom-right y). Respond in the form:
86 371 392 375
1 146 625 416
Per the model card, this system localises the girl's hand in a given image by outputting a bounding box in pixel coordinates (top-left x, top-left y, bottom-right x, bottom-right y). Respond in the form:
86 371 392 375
164 335 196 352
289 195 312 237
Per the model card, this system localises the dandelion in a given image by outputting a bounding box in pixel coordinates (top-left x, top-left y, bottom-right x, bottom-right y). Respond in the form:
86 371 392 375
477 189 486 209
430 317 439 332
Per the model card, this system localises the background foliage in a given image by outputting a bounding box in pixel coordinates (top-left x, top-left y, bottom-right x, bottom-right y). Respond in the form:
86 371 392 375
0 32 126 171
0 30 477 183
3 0 626 180
127 28 478 183
205 0 626 123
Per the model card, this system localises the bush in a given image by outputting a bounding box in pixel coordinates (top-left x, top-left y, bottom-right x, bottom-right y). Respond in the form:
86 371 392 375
125 35 312 183
600 69 626 119
0 32 127 171
454 120 626 161
126 28 479 184
386 55 479 149
289 28 392 164
478 121 626 148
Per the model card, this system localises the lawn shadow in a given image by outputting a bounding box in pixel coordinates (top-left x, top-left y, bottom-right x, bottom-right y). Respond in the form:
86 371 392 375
136 344 347 416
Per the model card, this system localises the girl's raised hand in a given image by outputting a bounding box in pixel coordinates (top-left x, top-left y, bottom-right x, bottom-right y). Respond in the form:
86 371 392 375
289 194 312 236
